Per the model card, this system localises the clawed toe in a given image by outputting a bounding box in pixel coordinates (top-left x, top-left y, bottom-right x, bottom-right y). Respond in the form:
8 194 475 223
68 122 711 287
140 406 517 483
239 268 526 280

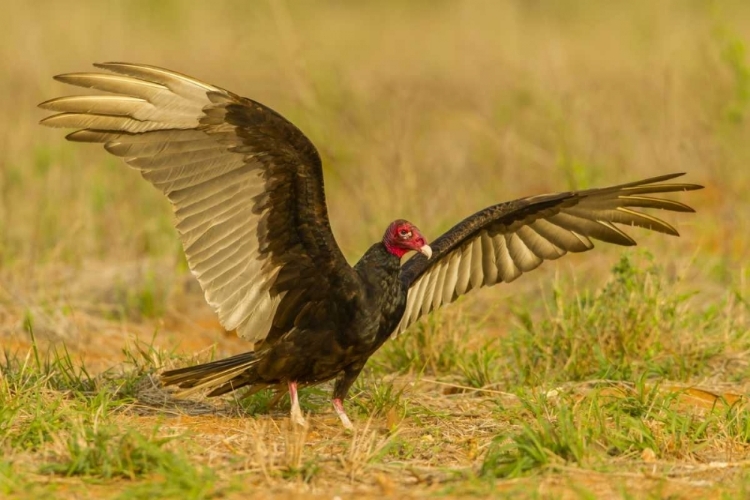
288 380 308 427
333 398 354 430
291 405 308 427
338 412 353 430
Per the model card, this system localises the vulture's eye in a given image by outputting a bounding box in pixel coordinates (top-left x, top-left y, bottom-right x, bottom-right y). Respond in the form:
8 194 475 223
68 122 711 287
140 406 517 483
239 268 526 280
399 229 412 239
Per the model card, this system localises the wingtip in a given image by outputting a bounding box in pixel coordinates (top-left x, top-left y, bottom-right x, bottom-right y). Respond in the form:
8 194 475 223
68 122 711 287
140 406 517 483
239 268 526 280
651 172 685 183
656 173 704 191
94 61 129 69
38 114 58 127
38 97 60 110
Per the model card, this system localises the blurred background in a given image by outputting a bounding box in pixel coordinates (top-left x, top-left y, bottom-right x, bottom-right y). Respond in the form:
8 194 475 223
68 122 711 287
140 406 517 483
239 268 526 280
0 0 747 368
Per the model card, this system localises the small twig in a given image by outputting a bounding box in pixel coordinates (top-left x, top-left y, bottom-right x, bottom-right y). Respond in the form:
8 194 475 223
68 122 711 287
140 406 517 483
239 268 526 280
417 378 519 398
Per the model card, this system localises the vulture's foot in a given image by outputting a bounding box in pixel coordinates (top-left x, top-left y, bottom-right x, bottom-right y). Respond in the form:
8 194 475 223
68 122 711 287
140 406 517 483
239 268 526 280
333 398 353 430
288 381 307 427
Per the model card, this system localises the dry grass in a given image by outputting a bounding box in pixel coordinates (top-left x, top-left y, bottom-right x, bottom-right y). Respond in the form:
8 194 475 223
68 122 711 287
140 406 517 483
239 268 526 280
2 1 750 498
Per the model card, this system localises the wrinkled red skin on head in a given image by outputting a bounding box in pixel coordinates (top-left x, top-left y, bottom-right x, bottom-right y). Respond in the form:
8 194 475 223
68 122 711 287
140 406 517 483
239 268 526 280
382 219 427 258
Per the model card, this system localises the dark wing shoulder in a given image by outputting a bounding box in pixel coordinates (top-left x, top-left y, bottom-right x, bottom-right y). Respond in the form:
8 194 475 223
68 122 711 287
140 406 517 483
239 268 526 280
39 62 362 344
395 173 702 335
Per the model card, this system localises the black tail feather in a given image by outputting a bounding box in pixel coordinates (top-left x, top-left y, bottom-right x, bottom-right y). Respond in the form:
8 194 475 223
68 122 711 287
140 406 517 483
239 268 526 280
160 351 260 396
205 375 261 397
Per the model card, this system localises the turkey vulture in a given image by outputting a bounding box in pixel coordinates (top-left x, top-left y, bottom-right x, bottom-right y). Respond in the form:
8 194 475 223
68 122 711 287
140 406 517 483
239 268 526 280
39 63 702 428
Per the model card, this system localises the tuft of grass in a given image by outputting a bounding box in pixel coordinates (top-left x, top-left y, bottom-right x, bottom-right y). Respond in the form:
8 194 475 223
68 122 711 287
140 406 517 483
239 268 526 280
0 336 156 455
457 340 503 389
41 426 179 479
505 253 742 386
237 388 277 416
721 402 750 444
484 379 750 480
1 340 94 452
1 339 222 498
352 375 409 419
482 394 587 478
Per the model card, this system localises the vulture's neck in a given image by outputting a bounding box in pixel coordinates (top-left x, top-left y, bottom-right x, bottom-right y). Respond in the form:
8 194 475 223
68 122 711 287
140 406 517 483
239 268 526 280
354 243 403 290
353 242 407 344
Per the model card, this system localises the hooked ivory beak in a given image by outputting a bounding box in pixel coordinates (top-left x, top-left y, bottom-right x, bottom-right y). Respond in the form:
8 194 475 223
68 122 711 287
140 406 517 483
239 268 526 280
419 244 433 259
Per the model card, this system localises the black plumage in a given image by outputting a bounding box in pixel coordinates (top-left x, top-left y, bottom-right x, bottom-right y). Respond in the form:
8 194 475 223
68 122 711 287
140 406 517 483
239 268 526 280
39 63 703 428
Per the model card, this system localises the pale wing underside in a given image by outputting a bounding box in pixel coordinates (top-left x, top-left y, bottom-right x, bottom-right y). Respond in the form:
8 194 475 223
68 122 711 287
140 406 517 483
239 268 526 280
395 175 701 336
40 63 345 343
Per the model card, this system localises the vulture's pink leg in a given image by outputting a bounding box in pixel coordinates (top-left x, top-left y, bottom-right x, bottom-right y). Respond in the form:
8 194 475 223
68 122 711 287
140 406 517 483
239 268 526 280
288 381 307 426
332 398 353 430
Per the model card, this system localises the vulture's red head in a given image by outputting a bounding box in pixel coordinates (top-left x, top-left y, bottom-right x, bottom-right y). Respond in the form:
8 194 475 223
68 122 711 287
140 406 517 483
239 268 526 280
383 220 432 259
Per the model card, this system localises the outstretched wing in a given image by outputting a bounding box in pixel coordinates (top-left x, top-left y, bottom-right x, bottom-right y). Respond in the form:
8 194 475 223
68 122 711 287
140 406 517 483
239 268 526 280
40 62 362 344
395 173 702 335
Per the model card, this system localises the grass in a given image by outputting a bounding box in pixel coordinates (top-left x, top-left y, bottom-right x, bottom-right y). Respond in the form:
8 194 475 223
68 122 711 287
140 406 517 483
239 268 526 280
505 253 743 385
0 345 220 498
482 380 750 480
5 256 749 498
2 0 750 497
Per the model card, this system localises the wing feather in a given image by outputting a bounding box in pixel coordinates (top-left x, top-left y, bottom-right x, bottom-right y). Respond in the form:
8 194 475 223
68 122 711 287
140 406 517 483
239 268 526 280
402 268 429 327
421 261 441 316
454 243 474 295
40 62 362 344
528 218 592 252
495 235 522 283
394 174 702 335
516 225 565 260
442 252 461 305
432 259 450 312
469 238 484 290
480 231 498 286
507 232 543 272
548 212 635 246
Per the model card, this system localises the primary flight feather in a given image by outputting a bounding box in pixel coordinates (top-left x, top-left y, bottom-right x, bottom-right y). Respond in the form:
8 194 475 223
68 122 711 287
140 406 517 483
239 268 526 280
40 63 702 428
